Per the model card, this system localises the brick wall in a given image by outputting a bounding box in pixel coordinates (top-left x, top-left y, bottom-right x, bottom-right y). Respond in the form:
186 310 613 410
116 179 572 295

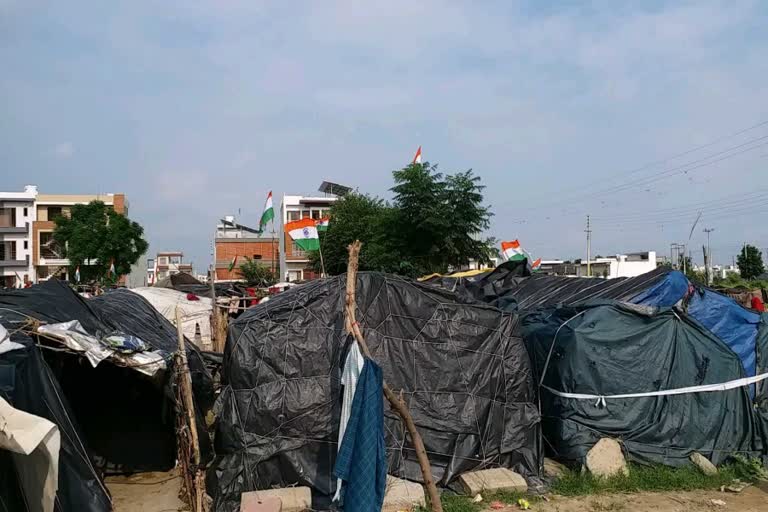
215 238 278 280
32 220 55 264
113 194 126 214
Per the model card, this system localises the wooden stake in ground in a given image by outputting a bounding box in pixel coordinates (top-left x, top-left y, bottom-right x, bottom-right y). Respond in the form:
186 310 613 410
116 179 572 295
344 241 444 512
175 307 208 512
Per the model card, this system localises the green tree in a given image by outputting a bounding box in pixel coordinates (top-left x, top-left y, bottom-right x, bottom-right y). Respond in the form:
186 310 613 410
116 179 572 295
53 201 148 284
310 161 495 277
737 244 765 280
238 257 277 287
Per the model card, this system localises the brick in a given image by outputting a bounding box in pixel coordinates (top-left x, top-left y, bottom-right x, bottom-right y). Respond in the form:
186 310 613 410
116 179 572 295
383 475 426 512
239 488 311 512
459 468 528 495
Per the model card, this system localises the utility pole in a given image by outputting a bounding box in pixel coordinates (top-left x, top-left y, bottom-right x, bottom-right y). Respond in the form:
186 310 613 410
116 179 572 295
585 215 592 277
703 228 715 285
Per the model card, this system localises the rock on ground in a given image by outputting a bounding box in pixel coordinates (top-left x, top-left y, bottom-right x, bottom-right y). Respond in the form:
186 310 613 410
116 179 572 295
543 458 568 479
239 488 311 512
383 475 426 512
458 467 528 495
689 452 718 476
585 438 629 478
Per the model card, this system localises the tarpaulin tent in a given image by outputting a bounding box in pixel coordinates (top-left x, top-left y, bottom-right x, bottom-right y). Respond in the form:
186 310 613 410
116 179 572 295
209 273 541 511
0 333 112 512
0 281 214 475
521 302 768 466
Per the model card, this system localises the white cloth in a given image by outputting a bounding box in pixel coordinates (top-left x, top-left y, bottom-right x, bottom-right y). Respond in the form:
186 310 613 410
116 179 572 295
333 341 365 502
0 324 24 355
0 396 61 512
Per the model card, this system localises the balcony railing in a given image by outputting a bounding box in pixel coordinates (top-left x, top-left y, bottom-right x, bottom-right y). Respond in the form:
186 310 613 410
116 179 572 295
0 255 29 267
0 222 29 234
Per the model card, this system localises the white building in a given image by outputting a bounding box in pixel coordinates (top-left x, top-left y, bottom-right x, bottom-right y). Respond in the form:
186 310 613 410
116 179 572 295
150 251 193 284
0 186 37 287
279 182 348 282
544 252 658 279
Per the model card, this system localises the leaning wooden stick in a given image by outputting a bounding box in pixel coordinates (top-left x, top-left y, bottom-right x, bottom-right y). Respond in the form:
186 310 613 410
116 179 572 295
344 241 444 512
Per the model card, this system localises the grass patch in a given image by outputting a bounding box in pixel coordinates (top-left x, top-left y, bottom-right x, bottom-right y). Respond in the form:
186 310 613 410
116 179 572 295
416 490 539 512
551 462 758 496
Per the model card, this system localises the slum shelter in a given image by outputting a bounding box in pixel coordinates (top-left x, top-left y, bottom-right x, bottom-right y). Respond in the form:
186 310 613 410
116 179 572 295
0 280 214 511
209 272 542 511
427 262 768 467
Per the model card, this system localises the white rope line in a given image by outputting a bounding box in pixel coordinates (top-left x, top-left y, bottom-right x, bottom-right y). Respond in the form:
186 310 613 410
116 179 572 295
542 371 768 407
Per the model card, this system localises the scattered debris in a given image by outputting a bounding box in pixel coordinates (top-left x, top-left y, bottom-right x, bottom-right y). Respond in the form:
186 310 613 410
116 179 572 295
472 494 483 503
490 501 505 510
586 439 629 478
722 479 751 493
710 498 727 507
518 497 531 509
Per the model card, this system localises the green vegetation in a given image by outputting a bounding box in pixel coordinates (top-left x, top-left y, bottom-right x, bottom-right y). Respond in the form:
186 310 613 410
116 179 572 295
737 244 765 280
416 490 536 512
309 161 496 278
551 461 761 496
53 200 148 284
237 257 277 287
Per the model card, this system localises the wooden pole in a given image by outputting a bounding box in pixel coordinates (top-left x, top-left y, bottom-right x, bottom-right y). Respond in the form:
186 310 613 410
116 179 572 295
344 241 443 512
175 307 206 512
208 268 222 352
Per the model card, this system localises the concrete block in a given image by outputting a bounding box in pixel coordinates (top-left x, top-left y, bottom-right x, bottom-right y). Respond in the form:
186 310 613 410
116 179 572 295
586 438 629 478
459 468 528 495
240 493 281 512
383 475 426 512
240 487 311 512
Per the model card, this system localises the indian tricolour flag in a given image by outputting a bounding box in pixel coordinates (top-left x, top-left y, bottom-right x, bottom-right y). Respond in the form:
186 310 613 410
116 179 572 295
316 218 330 232
501 240 526 261
286 218 320 251
260 191 274 229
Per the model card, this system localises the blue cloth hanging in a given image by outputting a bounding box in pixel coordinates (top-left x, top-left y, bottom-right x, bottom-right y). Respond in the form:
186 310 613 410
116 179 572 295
334 358 387 512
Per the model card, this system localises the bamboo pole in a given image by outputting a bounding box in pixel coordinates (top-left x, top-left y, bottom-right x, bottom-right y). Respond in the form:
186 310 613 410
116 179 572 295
175 307 206 512
344 241 443 512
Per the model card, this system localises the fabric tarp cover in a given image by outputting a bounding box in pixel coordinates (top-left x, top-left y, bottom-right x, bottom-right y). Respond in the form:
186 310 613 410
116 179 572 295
209 273 541 511
521 302 767 466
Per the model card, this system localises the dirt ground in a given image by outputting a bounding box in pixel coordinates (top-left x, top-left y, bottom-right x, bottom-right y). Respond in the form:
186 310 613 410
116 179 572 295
105 469 189 512
493 484 768 512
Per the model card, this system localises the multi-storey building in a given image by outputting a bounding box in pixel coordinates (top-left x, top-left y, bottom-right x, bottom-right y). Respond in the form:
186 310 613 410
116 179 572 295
33 193 126 282
0 186 37 287
214 216 277 281
151 251 193 283
279 182 347 282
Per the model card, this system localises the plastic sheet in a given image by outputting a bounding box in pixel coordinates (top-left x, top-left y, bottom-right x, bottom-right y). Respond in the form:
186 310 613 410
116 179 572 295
209 273 542 511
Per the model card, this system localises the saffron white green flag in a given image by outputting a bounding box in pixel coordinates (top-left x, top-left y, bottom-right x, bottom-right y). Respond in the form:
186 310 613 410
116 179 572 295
501 240 525 261
286 218 320 251
260 191 274 228
316 218 330 232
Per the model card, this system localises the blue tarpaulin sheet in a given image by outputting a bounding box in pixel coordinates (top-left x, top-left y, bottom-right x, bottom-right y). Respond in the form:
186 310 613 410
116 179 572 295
630 270 761 385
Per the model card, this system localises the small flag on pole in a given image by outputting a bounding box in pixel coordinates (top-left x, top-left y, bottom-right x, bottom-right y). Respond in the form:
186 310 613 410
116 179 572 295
412 146 422 164
315 218 330 232
228 255 239 272
285 218 320 251
108 259 116 276
531 258 542 271
260 191 274 229
75 266 81 283
501 240 526 261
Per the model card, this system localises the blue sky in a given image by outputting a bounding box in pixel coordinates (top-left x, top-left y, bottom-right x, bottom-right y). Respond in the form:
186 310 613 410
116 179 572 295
2 1 767 270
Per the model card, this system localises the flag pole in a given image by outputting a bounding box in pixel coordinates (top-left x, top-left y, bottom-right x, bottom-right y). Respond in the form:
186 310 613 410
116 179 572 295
317 232 327 278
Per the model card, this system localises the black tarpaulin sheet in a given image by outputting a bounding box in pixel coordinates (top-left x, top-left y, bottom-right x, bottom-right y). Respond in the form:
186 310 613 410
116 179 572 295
426 261 670 313
0 334 112 512
210 273 541 511
521 302 767 466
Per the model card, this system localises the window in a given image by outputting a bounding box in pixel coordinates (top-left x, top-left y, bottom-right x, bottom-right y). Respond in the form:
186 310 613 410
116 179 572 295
287 210 301 221
311 210 321 220
0 241 16 261
0 208 15 228
158 256 169 265
301 210 311 219
47 207 63 220
253 254 262 260
170 255 181 265
23 207 28 217
291 242 307 257
23 241 28 250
